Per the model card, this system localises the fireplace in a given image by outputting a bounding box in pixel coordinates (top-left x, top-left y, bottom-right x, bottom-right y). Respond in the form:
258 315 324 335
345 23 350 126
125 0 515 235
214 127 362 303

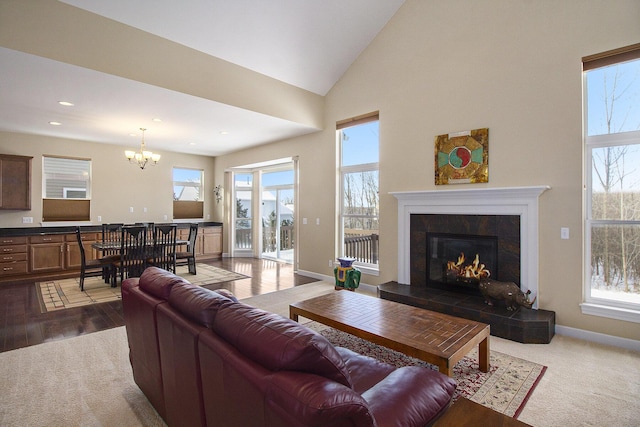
379 186 555 344
426 232 498 295
413 213 521 298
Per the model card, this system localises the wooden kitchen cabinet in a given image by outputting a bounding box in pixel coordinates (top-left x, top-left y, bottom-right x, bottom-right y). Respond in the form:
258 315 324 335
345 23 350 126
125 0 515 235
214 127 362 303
177 225 222 260
29 235 65 273
0 154 32 210
202 226 222 258
0 236 28 277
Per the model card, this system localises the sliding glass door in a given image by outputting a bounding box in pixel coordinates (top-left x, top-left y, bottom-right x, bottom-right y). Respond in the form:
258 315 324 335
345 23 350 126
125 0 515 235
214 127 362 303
261 169 294 263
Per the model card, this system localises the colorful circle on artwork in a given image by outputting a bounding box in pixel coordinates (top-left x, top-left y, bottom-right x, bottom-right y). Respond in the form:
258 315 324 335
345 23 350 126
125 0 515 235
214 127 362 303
448 146 472 169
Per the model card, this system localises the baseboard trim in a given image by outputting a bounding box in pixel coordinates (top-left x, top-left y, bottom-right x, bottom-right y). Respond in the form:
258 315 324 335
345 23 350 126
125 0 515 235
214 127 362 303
555 324 640 352
296 269 378 295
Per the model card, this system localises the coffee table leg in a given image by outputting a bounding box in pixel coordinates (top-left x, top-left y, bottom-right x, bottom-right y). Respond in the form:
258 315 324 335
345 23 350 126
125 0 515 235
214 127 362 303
439 361 453 377
289 307 299 322
478 336 490 373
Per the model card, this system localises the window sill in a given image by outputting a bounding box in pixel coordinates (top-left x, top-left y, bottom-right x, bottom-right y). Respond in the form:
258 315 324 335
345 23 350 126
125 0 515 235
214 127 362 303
580 302 640 323
355 264 379 277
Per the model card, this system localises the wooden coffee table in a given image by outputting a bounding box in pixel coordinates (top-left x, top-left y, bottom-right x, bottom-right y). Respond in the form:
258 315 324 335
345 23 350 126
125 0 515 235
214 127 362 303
290 290 489 377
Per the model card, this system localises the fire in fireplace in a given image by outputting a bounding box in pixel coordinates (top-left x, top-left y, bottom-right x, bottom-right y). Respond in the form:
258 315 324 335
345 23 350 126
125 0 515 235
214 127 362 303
427 232 498 295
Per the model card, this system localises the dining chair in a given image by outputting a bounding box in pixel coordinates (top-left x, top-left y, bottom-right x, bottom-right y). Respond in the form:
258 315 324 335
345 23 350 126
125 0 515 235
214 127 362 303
148 223 177 273
76 227 112 291
135 222 155 241
110 225 147 287
176 223 198 274
101 223 123 283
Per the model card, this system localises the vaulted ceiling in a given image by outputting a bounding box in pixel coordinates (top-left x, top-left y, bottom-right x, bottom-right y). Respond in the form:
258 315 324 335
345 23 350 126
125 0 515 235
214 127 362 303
0 0 405 156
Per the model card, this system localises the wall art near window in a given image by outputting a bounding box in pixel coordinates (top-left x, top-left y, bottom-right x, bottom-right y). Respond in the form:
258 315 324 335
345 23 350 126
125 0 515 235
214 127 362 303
435 128 488 185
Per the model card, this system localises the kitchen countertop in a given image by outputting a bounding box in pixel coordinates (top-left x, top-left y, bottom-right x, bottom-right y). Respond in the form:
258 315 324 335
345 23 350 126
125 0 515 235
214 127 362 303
0 222 222 237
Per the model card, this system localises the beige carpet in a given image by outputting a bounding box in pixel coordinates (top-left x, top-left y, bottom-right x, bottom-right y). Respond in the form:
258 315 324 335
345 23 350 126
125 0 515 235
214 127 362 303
36 264 248 312
2 281 638 426
312 323 545 417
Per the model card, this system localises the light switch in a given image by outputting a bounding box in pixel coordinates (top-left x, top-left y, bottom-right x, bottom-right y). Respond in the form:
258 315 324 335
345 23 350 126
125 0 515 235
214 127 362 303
561 227 569 240
316 218 320 225
303 218 308 225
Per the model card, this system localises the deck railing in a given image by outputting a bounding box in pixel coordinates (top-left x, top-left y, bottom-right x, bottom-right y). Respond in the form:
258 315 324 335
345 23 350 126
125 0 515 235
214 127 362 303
344 233 379 264
262 225 294 252
237 227 378 264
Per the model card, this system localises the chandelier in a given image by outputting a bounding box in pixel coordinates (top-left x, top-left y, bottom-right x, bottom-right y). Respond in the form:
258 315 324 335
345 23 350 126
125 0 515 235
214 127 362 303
124 128 161 169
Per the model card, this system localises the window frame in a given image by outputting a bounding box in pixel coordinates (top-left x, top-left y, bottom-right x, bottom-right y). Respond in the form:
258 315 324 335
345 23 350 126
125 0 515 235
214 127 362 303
172 167 204 220
42 155 91 222
582 44 640 323
337 112 380 275
232 171 254 253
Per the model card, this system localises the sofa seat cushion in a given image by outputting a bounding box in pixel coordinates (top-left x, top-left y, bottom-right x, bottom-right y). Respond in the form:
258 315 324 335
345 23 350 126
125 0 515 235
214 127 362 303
139 266 191 300
362 366 456 427
168 282 234 328
213 302 353 388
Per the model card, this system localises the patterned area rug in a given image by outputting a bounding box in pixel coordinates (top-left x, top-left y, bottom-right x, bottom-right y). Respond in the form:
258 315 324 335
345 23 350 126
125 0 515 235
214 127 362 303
312 324 546 418
36 264 248 312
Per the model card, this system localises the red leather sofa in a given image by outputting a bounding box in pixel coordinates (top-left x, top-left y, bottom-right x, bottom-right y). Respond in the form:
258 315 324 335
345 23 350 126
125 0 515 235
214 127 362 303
122 267 456 426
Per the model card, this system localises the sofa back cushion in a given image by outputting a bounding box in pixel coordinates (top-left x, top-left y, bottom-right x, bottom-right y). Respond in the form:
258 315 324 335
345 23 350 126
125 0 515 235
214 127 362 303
168 282 232 328
139 266 190 300
213 302 353 388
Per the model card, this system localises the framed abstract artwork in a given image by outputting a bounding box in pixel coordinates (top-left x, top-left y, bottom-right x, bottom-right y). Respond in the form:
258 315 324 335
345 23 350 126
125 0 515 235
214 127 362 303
434 128 488 185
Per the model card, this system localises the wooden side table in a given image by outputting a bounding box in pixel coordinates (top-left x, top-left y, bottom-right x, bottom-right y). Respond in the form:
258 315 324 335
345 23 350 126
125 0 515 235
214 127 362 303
434 398 533 427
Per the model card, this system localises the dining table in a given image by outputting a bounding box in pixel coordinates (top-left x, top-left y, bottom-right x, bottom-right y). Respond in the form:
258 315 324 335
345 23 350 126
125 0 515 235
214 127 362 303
91 239 188 251
91 239 189 283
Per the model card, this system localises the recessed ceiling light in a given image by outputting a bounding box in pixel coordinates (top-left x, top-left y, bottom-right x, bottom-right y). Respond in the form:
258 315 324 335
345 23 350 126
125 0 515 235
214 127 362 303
189 142 197 146
49 121 62 126
152 118 162 122
220 131 229 135
58 101 74 107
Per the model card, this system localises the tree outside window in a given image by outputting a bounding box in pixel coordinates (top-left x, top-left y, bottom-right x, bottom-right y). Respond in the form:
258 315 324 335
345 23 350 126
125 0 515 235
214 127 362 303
585 47 640 313
339 114 380 268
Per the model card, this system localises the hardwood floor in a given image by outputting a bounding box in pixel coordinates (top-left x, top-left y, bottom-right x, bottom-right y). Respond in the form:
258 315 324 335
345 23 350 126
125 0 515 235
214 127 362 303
0 258 317 353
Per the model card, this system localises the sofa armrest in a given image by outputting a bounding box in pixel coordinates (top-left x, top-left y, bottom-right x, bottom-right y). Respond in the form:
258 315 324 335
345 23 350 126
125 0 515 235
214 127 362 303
361 366 456 427
265 371 376 427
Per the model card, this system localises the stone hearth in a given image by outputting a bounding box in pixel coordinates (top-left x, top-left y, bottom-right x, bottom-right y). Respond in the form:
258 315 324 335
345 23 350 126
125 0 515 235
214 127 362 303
386 186 555 343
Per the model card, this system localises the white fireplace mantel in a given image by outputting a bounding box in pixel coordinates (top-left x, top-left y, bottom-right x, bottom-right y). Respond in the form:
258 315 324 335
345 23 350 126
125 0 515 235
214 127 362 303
391 186 550 308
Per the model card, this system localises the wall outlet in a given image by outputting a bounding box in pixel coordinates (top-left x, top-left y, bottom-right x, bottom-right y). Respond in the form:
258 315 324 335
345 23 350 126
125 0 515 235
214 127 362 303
163 214 168 220
329 259 333 267
22 216 33 224
143 207 148 213
97 215 102 222
129 207 134 213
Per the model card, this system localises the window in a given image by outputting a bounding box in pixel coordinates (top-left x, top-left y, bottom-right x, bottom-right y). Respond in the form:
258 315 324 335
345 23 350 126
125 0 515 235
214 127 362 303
338 112 380 273
583 44 640 322
43 156 90 199
234 173 253 250
42 156 91 221
173 168 203 201
173 168 203 219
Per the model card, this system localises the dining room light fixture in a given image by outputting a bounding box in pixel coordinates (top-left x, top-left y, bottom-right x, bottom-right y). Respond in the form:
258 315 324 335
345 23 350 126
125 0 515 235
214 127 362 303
124 128 161 170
